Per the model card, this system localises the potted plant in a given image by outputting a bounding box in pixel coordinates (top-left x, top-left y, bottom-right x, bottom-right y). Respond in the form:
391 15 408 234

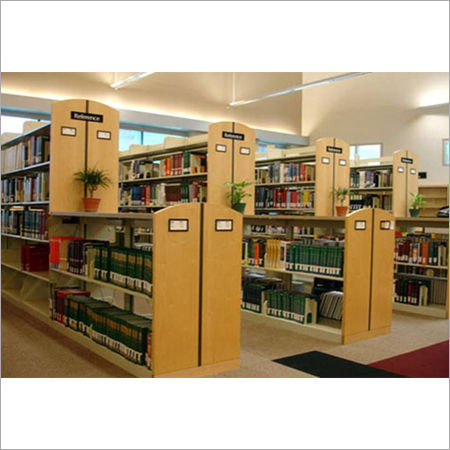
73 167 112 212
226 181 253 213
409 192 427 217
331 187 350 216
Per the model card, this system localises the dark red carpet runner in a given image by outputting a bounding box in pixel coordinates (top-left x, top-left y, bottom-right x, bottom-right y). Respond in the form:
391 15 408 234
369 340 449 378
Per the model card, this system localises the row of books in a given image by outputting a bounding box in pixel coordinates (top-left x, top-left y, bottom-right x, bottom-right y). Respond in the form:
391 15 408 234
94 246 153 296
242 238 344 277
1 134 50 172
350 169 393 188
394 236 448 266
120 151 206 180
1 173 49 203
1 208 48 240
248 224 314 236
266 289 318 324
255 187 314 209
241 273 281 313
319 290 343 321
255 162 315 184
21 243 49 272
51 288 152 368
394 279 430 306
119 181 207 207
350 194 393 211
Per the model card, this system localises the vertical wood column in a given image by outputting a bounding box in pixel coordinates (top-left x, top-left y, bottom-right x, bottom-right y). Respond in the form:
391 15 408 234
342 208 373 343
201 204 242 367
393 150 418 217
152 203 201 376
315 137 350 216
50 99 119 213
342 208 394 344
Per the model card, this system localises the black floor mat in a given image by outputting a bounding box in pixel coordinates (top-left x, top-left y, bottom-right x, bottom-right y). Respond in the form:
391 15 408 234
274 351 405 378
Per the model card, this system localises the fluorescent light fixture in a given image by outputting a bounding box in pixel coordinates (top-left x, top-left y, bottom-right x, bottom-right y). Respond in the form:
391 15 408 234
110 72 154 89
229 72 371 107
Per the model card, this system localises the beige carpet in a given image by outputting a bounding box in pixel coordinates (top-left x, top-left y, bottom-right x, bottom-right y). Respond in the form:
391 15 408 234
1 299 448 378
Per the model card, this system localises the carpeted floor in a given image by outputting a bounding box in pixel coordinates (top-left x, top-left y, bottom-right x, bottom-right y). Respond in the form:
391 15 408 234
2 299 449 378
369 340 449 378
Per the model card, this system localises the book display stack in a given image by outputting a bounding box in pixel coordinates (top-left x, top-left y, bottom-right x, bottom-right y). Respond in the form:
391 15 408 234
243 208 396 344
254 137 349 216
393 233 448 313
119 121 254 213
350 150 418 217
1 207 48 240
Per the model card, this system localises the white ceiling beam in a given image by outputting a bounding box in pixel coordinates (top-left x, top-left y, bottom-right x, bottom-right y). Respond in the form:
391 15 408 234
229 72 371 107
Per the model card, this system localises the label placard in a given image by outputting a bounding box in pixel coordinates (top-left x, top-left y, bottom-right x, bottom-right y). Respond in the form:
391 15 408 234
401 157 413 164
71 111 103 123
169 219 189 232
61 126 76 136
339 159 347 166
326 146 343 154
321 156 330 164
216 144 227 152
240 147 251 155
397 167 404 173
97 130 111 140
380 220 393 230
355 220 367 230
222 131 244 141
215 219 233 231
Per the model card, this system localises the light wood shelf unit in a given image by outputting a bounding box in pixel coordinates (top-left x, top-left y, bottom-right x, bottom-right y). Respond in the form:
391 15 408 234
254 137 350 216
242 209 395 344
394 216 449 319
118 122 256 214
1 233 49 243
350 150 418 217
417 185 448 217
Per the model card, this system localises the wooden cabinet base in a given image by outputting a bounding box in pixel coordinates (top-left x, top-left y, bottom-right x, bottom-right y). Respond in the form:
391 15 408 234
154 359 240 378
342 326 391 345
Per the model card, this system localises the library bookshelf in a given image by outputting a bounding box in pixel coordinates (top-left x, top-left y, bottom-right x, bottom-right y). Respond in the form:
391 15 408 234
1 100 250 378
350 150 418 217
417 185 448 217
394 217 449 319
242 208 395 344
254 137 350 217
118 122 256 215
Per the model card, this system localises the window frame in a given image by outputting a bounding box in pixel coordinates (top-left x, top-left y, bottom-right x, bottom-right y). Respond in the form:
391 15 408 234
349 142 383 161
443 138 449 167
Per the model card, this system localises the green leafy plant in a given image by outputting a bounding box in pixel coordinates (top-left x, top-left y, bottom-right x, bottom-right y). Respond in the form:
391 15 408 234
410 192 427 210
331 187 349 206
226 181 253 206
73 167 112 198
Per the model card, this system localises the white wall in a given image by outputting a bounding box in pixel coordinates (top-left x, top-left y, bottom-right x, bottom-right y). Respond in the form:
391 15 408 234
302 72 449 185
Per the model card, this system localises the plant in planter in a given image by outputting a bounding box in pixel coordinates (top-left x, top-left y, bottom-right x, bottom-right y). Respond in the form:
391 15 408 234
226 181 253 213
409 192 427 217
331 187 350 216
73 167 112 212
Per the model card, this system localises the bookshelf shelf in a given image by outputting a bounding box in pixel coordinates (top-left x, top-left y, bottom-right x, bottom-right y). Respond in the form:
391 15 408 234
395 272 447 281
1 260 50 283
255 181 315 187
1 161 51 177
393 302 446 318
119 173 208 183
242 264 344 282
50 268 152 301
1 288 153 378
241 309 341 343
350 187 393 192
1 233 49 243
50 211 153 220
1 123 50 148
2 201 50 206
394 262 448 270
